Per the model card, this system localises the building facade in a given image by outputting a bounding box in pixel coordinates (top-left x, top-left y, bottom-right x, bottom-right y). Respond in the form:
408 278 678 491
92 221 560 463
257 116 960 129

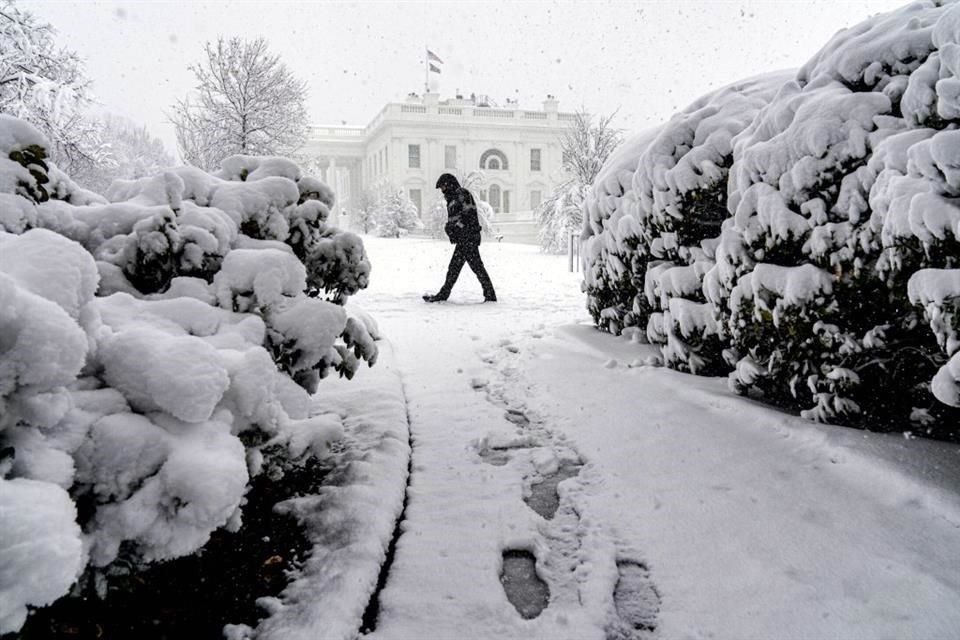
301 93 575 229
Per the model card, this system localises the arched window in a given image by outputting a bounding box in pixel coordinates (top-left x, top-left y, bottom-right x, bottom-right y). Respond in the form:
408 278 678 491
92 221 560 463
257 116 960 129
488 184 502 212
479 149 508 171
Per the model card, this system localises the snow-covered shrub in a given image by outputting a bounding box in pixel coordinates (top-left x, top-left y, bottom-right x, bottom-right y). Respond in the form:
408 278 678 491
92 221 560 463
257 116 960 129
581 73 784 341
583 1 960 439
581 131 659 334
0 113 53 205
303 231 371 303
713 1 960 437
0 118 379 633
635 74 786 374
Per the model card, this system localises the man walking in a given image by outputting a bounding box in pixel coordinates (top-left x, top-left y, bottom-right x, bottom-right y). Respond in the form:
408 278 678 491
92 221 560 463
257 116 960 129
423 173 497 303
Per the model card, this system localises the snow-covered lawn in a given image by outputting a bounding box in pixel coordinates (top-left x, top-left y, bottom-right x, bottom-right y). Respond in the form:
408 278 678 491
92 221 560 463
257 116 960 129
304 236 960 640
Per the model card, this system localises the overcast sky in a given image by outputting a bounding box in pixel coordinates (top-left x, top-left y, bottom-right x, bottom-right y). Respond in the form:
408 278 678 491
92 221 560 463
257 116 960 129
25 0 907 158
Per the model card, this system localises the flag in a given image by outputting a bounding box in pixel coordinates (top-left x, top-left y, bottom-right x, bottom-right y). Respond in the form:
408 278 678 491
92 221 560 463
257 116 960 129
427 49 443 64
429 63 441 74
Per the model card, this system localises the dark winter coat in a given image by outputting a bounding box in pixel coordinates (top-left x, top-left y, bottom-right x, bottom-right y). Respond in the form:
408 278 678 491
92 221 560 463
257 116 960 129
443 187 482 245
436 173 482 246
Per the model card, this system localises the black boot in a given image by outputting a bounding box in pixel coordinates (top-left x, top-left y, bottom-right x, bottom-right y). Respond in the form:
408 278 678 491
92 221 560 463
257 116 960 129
423 292 448 303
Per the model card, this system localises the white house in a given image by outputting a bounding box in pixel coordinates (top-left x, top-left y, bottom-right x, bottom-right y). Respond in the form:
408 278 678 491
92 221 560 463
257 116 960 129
301 92 575 235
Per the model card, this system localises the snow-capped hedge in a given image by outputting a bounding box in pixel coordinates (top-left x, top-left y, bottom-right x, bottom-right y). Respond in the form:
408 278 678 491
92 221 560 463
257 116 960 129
0 114 377 633
583 0 960 440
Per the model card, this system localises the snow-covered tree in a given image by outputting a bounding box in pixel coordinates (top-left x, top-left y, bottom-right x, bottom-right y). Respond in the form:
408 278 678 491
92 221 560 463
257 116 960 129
171 37 308 172
0 0 107 178
76 114 175 194
374 190 422 238
539 111 622 253
424 196 447 239
351 188 378 234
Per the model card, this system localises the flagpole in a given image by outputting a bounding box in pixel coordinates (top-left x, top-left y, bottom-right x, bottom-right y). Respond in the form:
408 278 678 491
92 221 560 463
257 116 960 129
424 45 429 94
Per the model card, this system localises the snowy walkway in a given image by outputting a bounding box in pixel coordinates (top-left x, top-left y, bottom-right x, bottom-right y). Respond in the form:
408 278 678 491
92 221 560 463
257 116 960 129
332 238 960 640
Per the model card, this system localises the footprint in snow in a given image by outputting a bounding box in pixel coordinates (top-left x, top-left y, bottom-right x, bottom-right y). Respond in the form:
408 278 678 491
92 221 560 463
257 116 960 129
505 408 531 427
500 550 549 619
608 561 660 638
525 462 583 520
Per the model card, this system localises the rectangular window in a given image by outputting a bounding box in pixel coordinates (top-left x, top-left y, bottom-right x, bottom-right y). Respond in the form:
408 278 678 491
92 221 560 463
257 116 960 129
408 144 421 169
445 145 457 169
409 189 422 216
530 148 542 171
503 190 510 213
384 146 389 171
530 190 542 210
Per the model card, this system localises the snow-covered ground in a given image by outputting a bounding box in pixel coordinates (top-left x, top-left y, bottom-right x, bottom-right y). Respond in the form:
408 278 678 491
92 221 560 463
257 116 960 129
300 236 960 640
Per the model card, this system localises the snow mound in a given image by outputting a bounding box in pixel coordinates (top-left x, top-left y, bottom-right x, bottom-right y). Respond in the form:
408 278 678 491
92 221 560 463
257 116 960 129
0 478 84 634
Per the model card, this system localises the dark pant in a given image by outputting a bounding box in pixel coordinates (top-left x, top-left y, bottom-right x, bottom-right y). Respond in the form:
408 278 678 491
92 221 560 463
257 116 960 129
438 242 496 299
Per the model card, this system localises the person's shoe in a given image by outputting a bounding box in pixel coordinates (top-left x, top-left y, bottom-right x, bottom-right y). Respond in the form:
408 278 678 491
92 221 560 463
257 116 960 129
422 293 447 303
483 293 497 302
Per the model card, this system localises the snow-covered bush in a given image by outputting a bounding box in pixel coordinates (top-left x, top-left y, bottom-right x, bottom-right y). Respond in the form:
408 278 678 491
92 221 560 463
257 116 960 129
0 117 378 633
714 1 960 437
581 131 659 335
583 1 960 439
636 74 786 374
582 75 783 345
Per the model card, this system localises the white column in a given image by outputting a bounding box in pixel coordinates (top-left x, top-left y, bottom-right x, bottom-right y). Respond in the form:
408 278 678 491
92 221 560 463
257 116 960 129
351 160 363 209
317 156 327 184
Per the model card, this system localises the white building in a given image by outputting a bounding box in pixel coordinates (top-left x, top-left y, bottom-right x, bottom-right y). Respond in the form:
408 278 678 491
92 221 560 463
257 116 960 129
302 92 575 234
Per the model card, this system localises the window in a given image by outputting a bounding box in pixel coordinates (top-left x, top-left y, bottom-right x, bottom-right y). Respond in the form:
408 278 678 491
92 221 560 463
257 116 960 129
503 190 510 213
445 145 457 169
530 190 542 209
479 148 508 170
530 148 542 171
408 144 420 168
488 184 501 212
409 189 422 216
